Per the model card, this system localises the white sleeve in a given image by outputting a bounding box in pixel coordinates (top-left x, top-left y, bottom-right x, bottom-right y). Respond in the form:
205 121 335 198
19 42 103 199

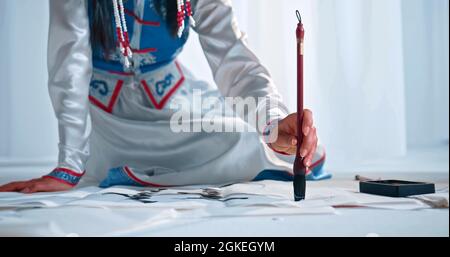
47 0 92 174
192 0 289 133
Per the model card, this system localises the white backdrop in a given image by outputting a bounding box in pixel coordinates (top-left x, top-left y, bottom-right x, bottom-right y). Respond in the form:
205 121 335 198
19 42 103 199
0 0 448 171
0 0 56 167
181 0 449 169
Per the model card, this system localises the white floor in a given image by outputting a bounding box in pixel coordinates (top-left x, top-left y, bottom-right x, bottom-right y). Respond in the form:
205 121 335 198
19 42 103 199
137 208 449 237
0 145 448 237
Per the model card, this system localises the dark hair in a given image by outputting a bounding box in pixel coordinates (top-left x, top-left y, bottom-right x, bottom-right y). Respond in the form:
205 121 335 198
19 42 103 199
90 0 179 55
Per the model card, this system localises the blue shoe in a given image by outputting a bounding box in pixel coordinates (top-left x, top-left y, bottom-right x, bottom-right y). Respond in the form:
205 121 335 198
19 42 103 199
99 166 144 188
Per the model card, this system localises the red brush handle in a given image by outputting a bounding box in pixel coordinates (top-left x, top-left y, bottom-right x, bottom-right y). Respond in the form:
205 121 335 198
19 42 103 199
295 12 306 174
293 10 306 201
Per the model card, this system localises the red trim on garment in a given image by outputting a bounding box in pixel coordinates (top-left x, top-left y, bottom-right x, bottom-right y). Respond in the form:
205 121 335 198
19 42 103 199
89 80 124 113
141 81 159 108
132 47 157 54
52 168 86 177
42 175 77 187
124 9 161 26
123 166 169 187
141 61 185 110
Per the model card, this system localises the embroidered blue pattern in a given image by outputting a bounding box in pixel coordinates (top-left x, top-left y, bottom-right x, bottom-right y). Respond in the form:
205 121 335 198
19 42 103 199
45 169 83 186
90 80 109 96
155 73 175 96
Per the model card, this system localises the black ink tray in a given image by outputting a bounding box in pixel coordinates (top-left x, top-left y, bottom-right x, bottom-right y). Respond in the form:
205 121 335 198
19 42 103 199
359 180 435 197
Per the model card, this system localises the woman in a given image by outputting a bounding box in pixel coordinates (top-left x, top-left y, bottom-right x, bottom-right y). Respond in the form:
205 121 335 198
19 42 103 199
0 0 327 193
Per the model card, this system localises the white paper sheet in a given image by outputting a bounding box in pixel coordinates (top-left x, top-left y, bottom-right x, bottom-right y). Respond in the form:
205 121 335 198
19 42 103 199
191 181 433 210
0 206 178 236
0 180 443 210
1 180 447 236
0 187 101 208
186 206 337 218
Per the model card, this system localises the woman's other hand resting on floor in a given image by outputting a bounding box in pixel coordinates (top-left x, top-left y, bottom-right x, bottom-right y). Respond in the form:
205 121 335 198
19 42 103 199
0 177 73 193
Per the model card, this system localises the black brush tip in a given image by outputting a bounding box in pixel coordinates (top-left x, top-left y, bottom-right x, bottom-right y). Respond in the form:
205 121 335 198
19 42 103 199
293 173 306 202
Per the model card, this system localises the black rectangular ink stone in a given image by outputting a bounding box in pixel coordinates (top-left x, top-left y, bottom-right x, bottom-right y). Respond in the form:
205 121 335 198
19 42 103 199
359 180 435 197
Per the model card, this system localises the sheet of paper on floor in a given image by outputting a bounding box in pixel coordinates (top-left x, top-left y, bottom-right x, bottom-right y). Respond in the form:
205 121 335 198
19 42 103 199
0 180 446 210
0 206 178 236
1 180 448 236
0 187 101 208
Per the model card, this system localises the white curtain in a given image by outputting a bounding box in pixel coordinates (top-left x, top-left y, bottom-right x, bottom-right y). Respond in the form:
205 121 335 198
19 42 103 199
402 0 449 147
182 0 449 170
0 0 56 166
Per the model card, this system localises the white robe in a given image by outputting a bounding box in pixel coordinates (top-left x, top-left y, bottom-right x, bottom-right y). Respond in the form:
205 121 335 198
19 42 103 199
47 0 316 187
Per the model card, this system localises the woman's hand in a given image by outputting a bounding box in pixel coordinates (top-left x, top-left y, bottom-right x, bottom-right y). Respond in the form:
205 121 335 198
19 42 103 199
268 110 318 168
0 177 73 193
